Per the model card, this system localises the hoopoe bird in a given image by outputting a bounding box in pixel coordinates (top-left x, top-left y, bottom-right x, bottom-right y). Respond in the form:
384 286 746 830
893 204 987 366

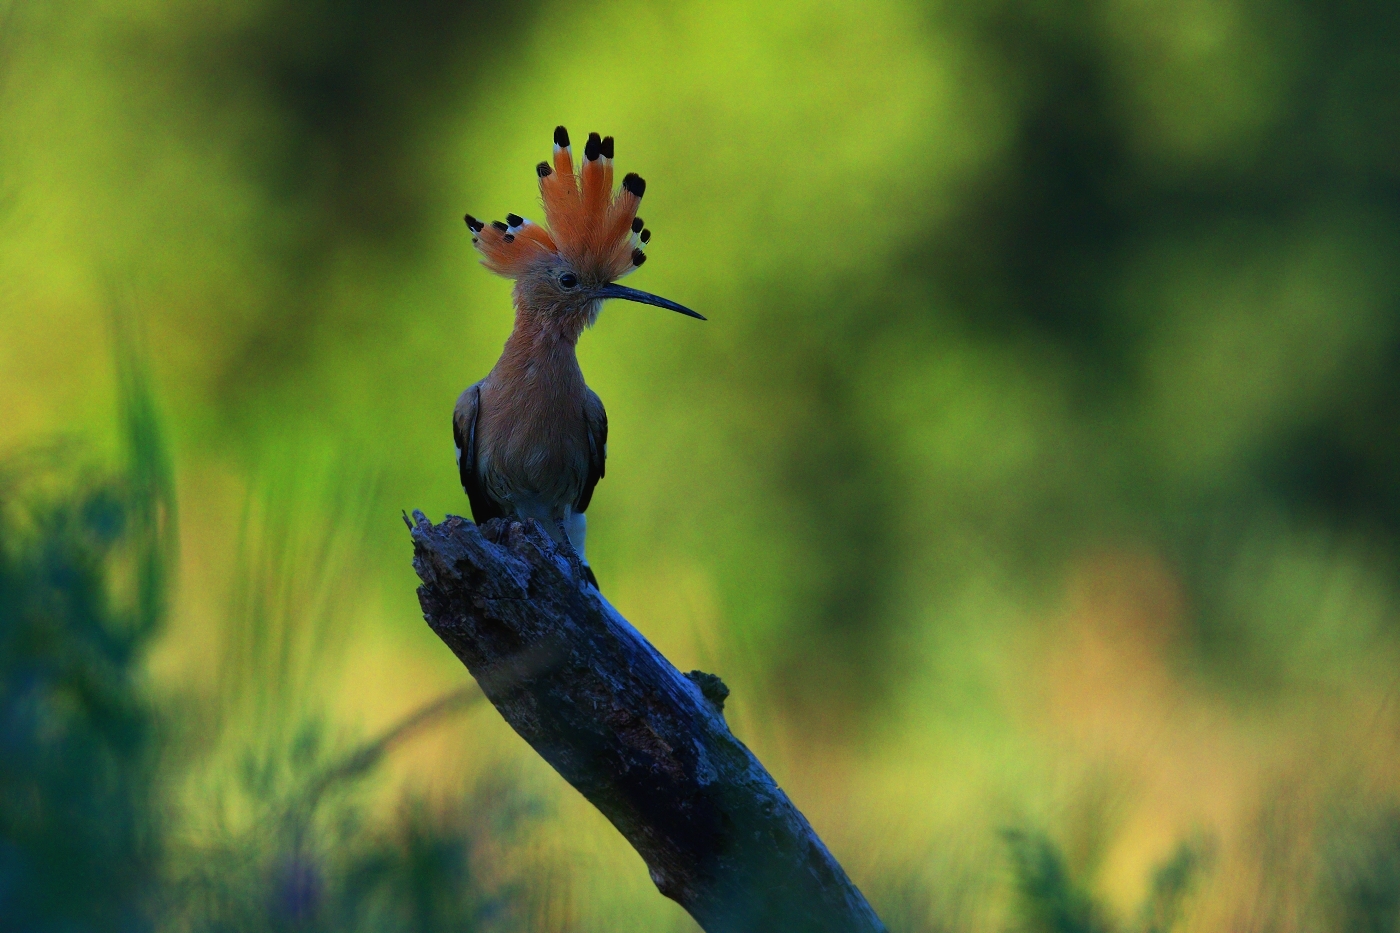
455 127 703 588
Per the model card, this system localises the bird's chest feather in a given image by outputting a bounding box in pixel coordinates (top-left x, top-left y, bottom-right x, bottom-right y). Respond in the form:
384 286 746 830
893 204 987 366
477 360 589 505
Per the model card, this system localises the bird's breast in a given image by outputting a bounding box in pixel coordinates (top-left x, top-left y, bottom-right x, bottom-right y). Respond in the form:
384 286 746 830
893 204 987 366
475 373 590 514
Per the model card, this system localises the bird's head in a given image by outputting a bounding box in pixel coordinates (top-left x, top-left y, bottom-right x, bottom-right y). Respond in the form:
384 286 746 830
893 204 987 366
464 127 703 336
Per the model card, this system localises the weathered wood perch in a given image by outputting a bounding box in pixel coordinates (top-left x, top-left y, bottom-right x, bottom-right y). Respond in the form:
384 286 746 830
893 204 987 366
408 511 886 933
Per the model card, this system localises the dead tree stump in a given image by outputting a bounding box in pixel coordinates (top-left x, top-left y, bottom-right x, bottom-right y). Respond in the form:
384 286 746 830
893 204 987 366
407 511 886 933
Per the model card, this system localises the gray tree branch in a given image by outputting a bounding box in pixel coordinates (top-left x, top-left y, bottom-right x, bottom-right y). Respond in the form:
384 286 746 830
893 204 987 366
407 511 886 933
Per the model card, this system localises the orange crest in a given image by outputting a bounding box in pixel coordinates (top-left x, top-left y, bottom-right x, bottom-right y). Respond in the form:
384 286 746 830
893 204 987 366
465 127 652 282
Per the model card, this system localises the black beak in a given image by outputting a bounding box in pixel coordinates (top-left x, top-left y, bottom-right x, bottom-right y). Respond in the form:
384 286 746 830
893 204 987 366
595 283 706 320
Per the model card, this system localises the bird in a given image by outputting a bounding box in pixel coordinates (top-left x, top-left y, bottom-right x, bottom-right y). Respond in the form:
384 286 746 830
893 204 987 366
454 126 704 588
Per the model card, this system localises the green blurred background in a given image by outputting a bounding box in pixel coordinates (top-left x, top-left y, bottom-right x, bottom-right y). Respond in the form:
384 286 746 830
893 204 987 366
4 0 1400 929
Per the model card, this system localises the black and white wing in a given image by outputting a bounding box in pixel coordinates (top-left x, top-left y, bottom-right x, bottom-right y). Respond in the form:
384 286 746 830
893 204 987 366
575 387 608 514
453 382 506 524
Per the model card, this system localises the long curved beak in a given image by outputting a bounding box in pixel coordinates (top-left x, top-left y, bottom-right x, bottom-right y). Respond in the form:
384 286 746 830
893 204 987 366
595 283 706 320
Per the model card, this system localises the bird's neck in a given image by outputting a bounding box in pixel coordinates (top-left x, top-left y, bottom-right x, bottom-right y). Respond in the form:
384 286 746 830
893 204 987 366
495 308 584 385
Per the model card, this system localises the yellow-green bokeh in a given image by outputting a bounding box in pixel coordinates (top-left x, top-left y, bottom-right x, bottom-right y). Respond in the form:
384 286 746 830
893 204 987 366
4 0 1400 928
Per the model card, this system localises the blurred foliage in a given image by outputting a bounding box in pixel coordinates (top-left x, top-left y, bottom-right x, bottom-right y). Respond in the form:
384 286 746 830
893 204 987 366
4 0 1400 928
1000 829 1209 933
1327 809 1400 933
0 353 549 931
163 765 541 933
0 335 171 931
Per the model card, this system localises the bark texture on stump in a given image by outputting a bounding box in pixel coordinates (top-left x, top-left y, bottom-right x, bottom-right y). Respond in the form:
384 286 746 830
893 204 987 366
408 511 885 933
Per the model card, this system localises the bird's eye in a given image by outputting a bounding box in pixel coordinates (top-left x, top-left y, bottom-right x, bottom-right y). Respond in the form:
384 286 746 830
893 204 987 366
559 272 579 289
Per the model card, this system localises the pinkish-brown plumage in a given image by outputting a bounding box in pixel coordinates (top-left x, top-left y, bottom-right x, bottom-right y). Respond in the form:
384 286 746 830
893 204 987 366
454 127 703 587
